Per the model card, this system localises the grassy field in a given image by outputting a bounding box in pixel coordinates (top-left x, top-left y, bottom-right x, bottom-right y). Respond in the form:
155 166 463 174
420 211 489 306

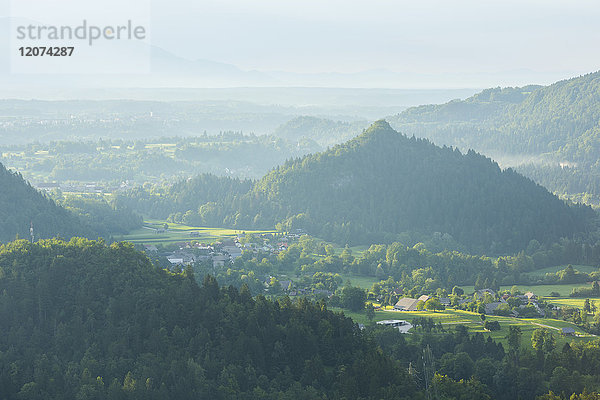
331 307 597 349
546 297 600 308
115 219 276 245
332 244 370 257
458 265 598 298
460 283 592 297
337 274 379 289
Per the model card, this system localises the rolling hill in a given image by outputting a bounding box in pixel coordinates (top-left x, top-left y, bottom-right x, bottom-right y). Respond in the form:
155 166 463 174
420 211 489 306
388 72 600 161
197 120 594 253
387 71 600 203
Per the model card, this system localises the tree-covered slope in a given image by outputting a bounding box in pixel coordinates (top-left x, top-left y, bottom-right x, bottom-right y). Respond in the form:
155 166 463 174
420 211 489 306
388 72 600 159
503 73 600 161
115 173 254 221
0 162 142 241
0 162 84 242
221 121 593 253
0 238 415 399
387 72 600 203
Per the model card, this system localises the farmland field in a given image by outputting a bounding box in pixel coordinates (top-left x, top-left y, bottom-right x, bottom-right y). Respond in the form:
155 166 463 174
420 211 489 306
115 219 276 245
333 307 597 349
460 283 593 297
546 297 600 308
337 274 379 289
332 244 370 256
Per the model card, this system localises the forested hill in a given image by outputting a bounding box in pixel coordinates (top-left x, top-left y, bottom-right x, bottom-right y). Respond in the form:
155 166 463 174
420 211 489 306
0 238 415 399
115 173 254 221
388 71 600 161
386 72 600 203
212 120 593 253
0 162 84 242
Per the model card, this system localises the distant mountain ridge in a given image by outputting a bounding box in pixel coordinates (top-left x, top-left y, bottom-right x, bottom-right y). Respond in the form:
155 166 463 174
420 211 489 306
388 72 600 161
387 71 600 204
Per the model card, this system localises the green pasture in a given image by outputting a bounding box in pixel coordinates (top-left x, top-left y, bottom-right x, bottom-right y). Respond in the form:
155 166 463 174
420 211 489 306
332 244 370 257
115 219 276 245
337 274 380 289
461 283 592 297
546 297 600 309
333 307 596 349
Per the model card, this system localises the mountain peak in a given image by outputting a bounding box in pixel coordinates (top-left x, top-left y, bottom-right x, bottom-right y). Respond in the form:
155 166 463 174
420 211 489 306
364 119 394 134
228 123 592 253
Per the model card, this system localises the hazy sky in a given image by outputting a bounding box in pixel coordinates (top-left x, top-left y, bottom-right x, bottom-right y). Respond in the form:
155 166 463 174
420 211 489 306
150 0 600 77
2 0 600 88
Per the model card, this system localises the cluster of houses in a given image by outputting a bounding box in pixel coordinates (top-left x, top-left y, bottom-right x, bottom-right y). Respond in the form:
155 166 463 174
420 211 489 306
35 180 135 194
262 276 334 298
143 231 303 270
143 241 235 269
476 289 544 317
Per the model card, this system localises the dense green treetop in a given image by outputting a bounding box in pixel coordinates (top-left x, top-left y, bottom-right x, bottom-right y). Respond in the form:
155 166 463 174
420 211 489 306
0 162 84 242
0 237 417 399
389 72 600 160
387 71 600 202
0 161 142 242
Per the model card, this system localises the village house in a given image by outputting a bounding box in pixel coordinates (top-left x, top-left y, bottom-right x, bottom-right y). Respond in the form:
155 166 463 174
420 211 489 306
194 243 212 250
562 327 576 336
143 244 158 252
166 256 184 266
167 250 195 266
394 297 419 311
476 289 496 300
377 319 413 333
377 319 409 328
484 302 502 315
439 298 451 307
525 292 537 301
418 295 430 303
212 254 229 268
223 245 242 259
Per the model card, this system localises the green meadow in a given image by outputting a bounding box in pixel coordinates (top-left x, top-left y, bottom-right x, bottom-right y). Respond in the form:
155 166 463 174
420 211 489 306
460 283 593 297
546 297 600 308
115 219 276 245
337 274 380 289
333 307 597 349
332 244 370 257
